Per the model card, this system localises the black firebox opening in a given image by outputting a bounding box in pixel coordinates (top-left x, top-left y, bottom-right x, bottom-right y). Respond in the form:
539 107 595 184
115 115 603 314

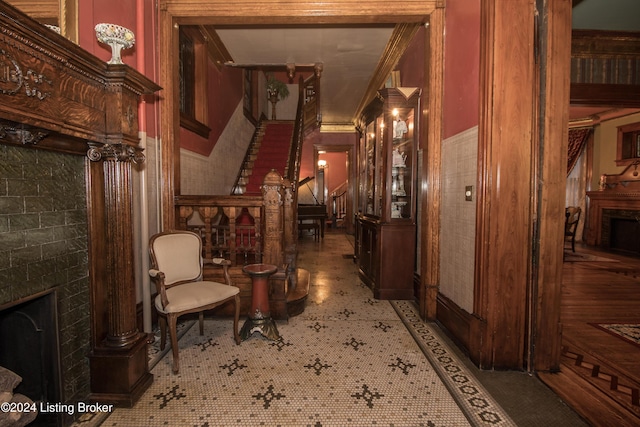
0 290 62 426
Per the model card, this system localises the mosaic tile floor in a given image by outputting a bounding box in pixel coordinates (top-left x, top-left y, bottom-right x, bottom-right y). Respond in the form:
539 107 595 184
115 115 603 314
74 231 520 427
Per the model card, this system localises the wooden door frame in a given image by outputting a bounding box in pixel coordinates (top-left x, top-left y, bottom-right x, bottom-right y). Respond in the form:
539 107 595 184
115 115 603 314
157 3 444 319
155 0 567 371
314 144 355 233
157 0 440 228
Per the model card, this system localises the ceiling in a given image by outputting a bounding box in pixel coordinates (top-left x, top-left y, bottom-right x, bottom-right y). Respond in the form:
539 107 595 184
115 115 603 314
209 1 640 130
217 25 395 128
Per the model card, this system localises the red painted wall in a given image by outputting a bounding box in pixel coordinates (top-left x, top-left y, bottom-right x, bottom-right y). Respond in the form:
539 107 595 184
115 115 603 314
79 1 138 66
319 152 348 194
300 130 356 182
180 61 244 156
443 0 481 139
78 0 159 137
397 26 425 87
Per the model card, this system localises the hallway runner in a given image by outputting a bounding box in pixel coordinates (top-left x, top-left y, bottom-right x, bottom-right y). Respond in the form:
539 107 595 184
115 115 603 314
391 301 516 426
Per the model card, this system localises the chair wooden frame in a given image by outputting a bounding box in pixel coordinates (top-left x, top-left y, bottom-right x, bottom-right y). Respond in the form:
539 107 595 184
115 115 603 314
149 230 241 373
565 207 581 253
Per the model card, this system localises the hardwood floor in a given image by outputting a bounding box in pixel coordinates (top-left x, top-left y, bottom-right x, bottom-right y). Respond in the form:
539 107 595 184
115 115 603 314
539 245 640 427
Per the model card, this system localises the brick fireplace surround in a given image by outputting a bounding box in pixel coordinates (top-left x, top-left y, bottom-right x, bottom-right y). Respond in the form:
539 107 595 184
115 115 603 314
0 2 160 422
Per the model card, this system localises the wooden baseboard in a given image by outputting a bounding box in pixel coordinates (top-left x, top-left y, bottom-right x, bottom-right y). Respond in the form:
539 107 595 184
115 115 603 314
436 294 473 350
436 293 488 368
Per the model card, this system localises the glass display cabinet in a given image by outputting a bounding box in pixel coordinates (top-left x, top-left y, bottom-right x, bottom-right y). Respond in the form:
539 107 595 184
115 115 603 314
355 87 420 300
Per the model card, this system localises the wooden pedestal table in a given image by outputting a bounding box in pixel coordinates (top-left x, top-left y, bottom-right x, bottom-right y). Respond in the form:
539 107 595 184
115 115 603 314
240 263 281 341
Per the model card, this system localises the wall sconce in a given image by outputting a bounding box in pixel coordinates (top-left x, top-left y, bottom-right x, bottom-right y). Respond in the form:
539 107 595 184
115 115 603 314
317 159 327 169
286 63 295 82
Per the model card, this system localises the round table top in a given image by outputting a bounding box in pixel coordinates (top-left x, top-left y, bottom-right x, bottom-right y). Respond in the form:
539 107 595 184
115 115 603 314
242 263 278 277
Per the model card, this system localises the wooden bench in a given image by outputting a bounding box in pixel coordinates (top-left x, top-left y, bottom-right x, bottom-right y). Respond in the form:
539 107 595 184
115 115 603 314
298 221 320 241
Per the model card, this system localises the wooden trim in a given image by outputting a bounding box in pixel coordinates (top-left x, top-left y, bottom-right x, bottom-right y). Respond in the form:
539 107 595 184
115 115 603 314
5 0 58 20
354 23 422 123
199 25 234 70
159 0 437 24
180 113 211 138
60 0 78 44
420 10 444 321
160 11 179 230
570 83 640 107
436 293 473 352
572 30 640 59
474 0 535 369
531 0 572 372
615 121 640 166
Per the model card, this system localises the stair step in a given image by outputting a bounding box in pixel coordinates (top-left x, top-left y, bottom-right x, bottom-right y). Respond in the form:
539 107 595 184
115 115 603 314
236 121 295 195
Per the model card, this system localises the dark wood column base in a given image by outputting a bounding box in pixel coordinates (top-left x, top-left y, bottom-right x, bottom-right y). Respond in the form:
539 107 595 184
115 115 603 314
88 334 153 407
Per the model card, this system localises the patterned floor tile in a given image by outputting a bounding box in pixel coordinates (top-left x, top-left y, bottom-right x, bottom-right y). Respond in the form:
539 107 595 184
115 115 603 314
73 232 515 427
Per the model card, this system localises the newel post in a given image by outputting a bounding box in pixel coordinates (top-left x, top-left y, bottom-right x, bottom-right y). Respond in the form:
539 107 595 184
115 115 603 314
262 170 284 267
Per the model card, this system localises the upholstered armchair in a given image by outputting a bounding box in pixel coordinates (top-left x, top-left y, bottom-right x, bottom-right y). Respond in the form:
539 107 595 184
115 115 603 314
149 230 241 373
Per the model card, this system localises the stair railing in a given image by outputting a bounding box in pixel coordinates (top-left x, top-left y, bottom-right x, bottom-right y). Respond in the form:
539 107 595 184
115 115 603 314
175 195 263 266
231 118 265 195
331 181 348 227
282 76 307 271
303 72 321 133
178 75 309 276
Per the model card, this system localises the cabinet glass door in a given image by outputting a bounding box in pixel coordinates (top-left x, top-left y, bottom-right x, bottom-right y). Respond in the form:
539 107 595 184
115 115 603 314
390 106 414 219
364 120 378 215
374 114 384 217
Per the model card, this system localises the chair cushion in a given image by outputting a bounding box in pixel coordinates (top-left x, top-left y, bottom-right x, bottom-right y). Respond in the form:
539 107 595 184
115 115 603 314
155 281 240 314
152 233 203 284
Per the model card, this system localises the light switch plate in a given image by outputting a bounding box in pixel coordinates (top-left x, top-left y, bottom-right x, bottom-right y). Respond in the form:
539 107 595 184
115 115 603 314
465 185 473 201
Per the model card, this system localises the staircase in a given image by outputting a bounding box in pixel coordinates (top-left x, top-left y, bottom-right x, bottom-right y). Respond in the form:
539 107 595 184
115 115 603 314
237 121 295 195
195 80 315 319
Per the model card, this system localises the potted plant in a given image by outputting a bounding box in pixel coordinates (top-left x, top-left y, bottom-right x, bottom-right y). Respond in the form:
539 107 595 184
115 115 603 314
266 72 289 120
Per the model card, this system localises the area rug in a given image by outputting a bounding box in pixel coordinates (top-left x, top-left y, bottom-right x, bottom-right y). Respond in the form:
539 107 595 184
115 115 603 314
590 323 640 348
86 290 515 426
564 252 619 262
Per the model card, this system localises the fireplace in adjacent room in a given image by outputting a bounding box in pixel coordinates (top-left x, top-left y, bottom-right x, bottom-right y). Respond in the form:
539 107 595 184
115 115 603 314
601 208 640 255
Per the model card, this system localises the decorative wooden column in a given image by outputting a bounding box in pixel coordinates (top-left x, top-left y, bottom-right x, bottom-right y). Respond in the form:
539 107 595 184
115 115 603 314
87 66 159 406
87 142 153 406
87 144 143 347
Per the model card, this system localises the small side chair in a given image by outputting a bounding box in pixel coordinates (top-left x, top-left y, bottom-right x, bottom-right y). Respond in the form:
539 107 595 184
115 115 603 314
564 206 581 253
149 230 241 373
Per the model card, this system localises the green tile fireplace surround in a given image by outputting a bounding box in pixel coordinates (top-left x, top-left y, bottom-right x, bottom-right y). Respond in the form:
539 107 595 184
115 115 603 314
0 145 91 408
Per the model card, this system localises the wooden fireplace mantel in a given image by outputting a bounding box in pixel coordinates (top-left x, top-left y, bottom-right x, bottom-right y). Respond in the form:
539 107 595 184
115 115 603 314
0 2 160 406
0 4 158 150
585 162 640 246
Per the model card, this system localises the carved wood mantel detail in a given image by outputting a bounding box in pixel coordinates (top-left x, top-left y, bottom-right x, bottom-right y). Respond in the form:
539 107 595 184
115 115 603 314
0 2 160 406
